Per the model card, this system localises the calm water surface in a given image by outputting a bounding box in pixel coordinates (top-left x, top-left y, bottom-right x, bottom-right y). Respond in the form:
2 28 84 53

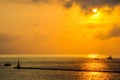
0 56 120 80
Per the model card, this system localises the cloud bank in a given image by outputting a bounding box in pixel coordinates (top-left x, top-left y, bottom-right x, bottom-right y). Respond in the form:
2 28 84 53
1 0 120 9
97 26 120 40
64 0 120 9
0 33 19 42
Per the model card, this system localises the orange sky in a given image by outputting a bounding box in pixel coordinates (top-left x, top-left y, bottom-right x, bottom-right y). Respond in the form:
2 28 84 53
0 0 120 58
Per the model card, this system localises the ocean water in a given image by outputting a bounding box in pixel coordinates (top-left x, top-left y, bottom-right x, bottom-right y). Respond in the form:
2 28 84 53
0 56 120 80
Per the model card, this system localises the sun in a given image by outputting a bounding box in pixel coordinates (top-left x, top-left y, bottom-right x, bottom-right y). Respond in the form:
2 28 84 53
90 8 101 19
92 8 98 13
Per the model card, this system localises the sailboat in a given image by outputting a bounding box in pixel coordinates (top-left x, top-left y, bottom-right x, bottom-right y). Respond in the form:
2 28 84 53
107 55 113 60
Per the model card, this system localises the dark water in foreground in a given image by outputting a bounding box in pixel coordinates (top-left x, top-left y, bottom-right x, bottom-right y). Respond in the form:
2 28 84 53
0 56 120 80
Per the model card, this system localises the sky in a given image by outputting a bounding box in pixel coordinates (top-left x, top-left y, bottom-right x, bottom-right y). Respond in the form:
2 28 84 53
0 0 120 58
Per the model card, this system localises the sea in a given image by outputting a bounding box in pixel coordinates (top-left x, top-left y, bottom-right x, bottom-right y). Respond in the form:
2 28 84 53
0 56 120 80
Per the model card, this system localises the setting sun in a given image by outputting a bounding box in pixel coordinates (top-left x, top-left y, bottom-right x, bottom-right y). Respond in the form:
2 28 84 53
92 8 98 13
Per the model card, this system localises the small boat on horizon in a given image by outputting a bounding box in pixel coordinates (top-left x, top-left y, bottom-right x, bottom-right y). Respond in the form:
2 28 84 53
4 63 11 66
107 55 113 60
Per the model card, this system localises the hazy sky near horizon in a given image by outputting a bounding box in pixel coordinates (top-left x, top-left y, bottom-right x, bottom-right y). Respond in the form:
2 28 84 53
0 0 120 57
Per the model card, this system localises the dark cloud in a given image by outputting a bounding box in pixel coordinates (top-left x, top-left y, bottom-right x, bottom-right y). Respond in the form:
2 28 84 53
63 0 120 9
64 0 74 8
1 0 120 10
0 33 19 42
109 26 120 37
97 26 120 40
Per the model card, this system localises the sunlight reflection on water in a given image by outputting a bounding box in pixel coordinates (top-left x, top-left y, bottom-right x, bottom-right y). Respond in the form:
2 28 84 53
78 72 111 80
76 59 110 80
81 60 107 71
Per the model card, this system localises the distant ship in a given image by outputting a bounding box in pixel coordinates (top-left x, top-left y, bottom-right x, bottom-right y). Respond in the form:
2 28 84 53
107 55 113 60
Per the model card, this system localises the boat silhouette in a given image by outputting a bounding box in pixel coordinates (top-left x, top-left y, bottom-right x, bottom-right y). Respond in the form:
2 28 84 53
4 63 11 66
107 55 113 60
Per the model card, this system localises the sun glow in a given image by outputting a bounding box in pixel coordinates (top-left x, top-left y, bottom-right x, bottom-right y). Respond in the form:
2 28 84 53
92 8 98 13
88 54 98 59
90 8 101 20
